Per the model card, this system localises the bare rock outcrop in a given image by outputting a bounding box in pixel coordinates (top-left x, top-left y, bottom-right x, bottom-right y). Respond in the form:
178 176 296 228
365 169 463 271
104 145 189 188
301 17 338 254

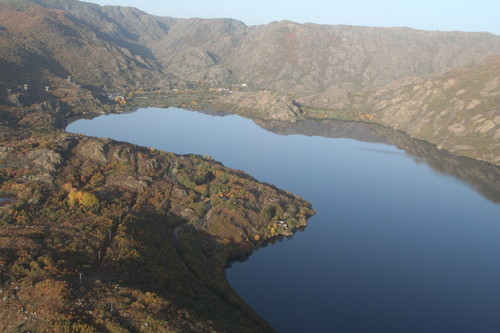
216 91 304 121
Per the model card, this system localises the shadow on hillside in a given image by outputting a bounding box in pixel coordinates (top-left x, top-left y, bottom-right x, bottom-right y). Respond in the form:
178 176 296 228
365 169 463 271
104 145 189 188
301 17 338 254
71 13 157 62
86 208 276 333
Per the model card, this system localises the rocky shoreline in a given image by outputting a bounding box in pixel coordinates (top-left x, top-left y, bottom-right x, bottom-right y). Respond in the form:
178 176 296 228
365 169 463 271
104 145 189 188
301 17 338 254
0 1 498 331
0 97 313 332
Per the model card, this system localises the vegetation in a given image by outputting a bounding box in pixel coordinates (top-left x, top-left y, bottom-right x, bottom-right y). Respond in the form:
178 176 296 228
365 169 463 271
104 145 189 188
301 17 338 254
68 190 100 209
0 119 313 331
0 0 497 330
261 205 276 221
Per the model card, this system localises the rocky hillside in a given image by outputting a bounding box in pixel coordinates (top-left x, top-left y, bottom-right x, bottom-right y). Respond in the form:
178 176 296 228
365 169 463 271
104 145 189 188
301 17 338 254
361 56 500 164
3 0 500 93
3 0 492 164
0 1 164 92
53 1 500 92
215 57 500 164
226 22 500 93
0 113 313 332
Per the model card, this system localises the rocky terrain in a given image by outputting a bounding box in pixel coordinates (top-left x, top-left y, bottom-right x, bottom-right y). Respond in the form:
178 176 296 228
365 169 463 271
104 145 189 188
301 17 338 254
214 90 305 121
7 0 498 93
278 56 500 164
362 57 500 164
0 110 313 332
2 0 492 163
0 0 499 331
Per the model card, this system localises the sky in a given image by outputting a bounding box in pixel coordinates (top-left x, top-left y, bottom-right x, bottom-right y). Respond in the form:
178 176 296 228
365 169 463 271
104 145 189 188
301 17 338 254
86 0 500 35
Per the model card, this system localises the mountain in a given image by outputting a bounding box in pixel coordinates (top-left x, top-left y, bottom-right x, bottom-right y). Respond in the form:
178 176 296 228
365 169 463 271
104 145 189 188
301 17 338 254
0 0 498 165
45 1 500 92
4 0 500 92
360 56 500 163
226 22 500 93
0 0 164 90
0 1 498 330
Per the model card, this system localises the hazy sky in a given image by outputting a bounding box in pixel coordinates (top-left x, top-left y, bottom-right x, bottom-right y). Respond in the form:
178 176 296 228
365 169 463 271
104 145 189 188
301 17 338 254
86 0 499 35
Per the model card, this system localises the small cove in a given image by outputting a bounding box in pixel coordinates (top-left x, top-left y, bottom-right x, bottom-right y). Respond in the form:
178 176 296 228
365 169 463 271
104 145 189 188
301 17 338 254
67 107 500 333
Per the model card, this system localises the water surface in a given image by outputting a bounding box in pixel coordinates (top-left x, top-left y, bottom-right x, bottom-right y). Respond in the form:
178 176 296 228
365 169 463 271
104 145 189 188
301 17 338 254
67 108 500 333
0 198 15 205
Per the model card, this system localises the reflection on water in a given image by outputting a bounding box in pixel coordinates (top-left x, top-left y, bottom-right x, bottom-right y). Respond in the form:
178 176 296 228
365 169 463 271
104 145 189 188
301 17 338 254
256 118 500 203
254 118 389 143
357 147 408 156
67 108 500 333
226 226 307 269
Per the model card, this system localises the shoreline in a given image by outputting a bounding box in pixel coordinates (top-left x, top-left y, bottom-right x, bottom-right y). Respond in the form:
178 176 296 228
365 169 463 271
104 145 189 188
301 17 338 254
124 89 500 167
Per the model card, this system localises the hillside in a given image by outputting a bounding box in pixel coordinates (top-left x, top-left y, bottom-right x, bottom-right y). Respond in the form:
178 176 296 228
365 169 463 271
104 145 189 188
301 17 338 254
0 2 164 91
3 0 500 93
6 0 493 164
246 56 500 163
50 1 500 92
0 0 499 330
0 107 313 332
361 56 500 164
226 22 500 93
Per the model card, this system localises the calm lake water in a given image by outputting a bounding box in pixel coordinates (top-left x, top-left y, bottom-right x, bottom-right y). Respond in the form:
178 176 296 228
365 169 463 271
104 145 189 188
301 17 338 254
67 107 500 333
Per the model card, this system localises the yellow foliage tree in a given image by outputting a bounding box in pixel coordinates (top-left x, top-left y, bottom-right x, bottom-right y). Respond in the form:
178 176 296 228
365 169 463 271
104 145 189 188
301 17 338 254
68 191 99 208
80 192 99 208
68 191 82 206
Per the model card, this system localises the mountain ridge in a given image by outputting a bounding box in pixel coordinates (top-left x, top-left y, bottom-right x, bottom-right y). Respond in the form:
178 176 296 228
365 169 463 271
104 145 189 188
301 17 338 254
0 0 498 164
5 0 499 91
0 1 499 331
1 0 498 165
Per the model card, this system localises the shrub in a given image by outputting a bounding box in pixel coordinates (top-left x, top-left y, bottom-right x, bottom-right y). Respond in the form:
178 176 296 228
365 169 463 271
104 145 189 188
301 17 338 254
193 170 214 185
261 205 276 221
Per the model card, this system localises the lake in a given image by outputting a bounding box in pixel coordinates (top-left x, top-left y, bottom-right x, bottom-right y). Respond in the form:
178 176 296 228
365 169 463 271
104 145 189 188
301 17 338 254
67 107 500 333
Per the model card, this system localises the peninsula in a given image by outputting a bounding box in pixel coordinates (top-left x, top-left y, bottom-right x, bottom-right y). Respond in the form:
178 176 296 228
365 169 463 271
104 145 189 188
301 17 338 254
0 0 498 331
